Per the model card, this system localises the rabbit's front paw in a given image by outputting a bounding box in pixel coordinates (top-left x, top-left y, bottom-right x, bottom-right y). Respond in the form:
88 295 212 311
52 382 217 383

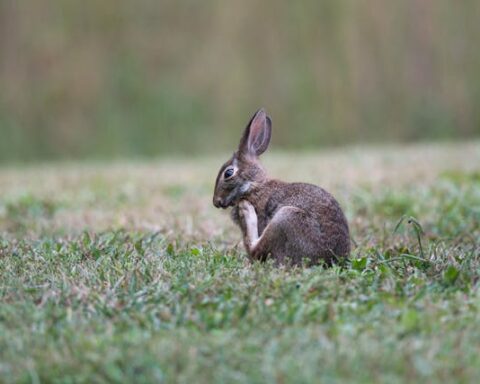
238 200 255 220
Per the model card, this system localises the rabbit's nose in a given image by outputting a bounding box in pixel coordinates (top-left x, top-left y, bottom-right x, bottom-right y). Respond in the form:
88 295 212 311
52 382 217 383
213 197 223 208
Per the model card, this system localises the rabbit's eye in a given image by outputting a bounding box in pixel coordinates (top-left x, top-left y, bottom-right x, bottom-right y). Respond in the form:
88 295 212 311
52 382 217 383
224 168 235 179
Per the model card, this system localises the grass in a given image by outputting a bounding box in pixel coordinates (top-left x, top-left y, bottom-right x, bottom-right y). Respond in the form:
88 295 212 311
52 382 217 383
2 1 480 161
0 141 479 383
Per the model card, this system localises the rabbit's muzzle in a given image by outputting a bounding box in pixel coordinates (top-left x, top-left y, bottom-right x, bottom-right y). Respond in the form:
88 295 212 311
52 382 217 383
213 196 230 209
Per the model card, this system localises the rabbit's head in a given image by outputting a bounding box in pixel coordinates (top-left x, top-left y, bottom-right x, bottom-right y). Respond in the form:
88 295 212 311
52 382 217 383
213 108 272 209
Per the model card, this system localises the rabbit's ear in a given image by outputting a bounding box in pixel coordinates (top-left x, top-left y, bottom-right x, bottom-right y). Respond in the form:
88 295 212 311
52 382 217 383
239 108 272 157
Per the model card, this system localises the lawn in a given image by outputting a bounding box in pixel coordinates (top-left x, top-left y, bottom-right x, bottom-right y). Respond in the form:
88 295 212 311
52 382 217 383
0 142 479 383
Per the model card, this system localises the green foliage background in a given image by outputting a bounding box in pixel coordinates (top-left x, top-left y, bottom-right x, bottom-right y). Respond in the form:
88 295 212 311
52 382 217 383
1 0 479 162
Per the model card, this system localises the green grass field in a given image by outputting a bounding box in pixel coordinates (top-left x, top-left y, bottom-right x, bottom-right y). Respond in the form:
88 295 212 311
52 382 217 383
1 142 479 383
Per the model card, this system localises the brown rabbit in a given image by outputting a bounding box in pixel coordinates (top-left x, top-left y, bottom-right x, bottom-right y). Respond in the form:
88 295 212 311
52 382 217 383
213 108 350 266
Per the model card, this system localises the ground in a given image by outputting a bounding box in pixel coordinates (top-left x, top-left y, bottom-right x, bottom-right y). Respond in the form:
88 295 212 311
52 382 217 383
0 141 479 383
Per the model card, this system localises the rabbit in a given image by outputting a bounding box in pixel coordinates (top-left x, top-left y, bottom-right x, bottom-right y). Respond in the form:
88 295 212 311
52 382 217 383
213 108 350 266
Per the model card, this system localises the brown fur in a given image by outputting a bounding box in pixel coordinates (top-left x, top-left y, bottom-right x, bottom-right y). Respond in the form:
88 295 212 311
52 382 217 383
213 109 350 266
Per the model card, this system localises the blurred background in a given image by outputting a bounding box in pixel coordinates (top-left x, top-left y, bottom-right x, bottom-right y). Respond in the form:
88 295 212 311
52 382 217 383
0 0 479 163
